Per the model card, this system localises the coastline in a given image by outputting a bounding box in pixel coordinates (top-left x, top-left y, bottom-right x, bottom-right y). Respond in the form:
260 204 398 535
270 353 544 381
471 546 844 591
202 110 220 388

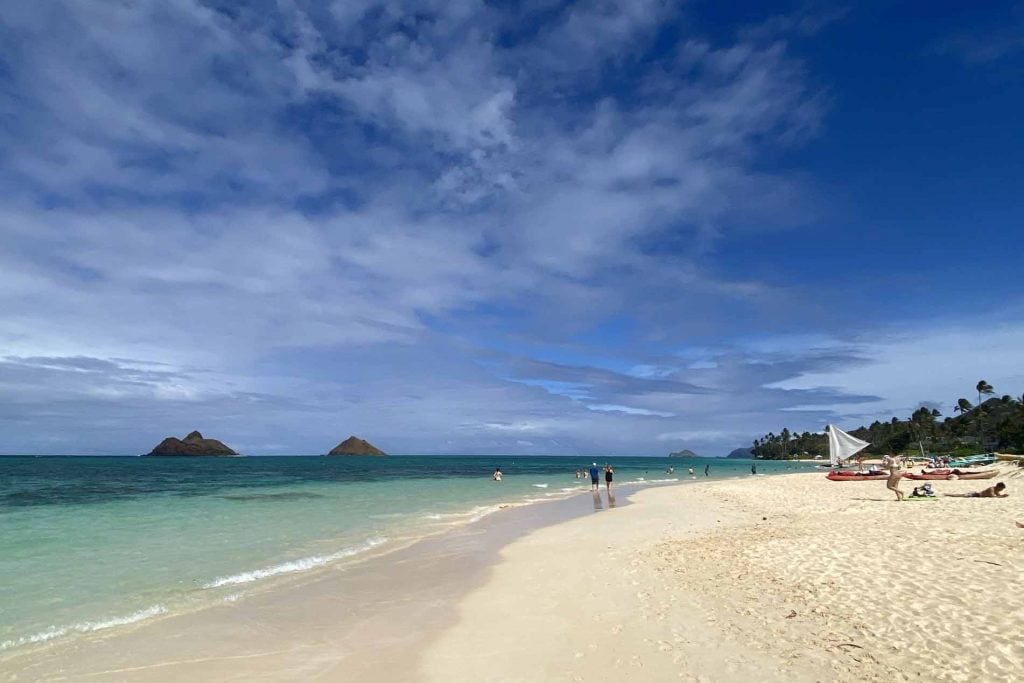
5 467 1021 681
0 481 652 681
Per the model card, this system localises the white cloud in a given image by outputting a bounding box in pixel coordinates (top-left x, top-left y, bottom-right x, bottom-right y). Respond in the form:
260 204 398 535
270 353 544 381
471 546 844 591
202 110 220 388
772 322 1024 420
10 1 1002 456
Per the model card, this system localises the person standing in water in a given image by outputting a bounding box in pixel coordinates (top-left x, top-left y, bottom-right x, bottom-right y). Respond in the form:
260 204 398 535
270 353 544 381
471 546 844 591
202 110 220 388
751 463 757 475
492 467 502 482
604 463 614 492
588 462 600 492
882 453 903 501
704 464 710 477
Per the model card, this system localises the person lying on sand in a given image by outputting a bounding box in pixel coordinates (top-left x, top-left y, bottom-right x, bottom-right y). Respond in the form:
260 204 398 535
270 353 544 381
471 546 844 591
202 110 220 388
946 482 1007 498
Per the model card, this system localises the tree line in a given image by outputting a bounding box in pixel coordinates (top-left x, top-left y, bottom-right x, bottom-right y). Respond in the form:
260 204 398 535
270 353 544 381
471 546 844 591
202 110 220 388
751 380 1024 459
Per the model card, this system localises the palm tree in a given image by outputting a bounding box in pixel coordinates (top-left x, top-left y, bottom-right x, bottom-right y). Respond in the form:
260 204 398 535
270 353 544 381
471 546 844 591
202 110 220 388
976 380 994 407
954 398 973 415
975 381 995 449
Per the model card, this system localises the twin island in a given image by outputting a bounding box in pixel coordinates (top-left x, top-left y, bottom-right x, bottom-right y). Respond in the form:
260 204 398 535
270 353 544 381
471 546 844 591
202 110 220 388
144 431 386 456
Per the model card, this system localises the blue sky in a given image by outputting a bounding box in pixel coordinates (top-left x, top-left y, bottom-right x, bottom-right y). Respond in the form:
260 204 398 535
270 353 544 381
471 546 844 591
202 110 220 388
1 1 1022 455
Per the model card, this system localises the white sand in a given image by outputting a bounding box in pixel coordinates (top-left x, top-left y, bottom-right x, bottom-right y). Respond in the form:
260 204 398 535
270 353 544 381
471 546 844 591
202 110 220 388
419 466 1024 682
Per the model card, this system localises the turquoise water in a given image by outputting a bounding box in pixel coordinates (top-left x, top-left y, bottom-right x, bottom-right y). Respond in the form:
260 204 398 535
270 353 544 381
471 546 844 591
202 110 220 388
0 455 814 655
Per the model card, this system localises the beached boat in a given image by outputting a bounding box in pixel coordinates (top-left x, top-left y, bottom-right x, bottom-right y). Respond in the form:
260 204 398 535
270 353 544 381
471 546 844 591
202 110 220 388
947 453 997 468
824 425 874 481
826 471 890 481
904 469 998 481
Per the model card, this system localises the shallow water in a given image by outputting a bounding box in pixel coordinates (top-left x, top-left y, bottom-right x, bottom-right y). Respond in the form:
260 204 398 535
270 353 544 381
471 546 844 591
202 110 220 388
0 455 815 654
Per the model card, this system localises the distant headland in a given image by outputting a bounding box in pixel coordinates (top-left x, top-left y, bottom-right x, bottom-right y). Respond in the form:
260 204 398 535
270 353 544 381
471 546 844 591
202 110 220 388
145 430 238 456
668 449 699 458
327 436 386 456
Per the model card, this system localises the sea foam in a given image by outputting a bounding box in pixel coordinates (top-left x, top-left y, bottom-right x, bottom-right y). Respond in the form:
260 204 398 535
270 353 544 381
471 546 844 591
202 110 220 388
203 537 387 589
0 604 168 652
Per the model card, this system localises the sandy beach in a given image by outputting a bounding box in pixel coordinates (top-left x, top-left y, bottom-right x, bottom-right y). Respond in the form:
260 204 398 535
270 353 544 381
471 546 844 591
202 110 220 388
5 466 1022 682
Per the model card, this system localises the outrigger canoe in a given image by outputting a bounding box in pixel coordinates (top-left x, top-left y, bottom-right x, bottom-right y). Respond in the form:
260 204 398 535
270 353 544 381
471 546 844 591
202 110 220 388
904 469 998 481
826 471 893 481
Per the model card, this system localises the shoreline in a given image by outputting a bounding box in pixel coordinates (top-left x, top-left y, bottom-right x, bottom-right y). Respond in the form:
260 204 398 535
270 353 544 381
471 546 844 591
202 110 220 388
5 466 1020 681
0 466 742 667
0 480 655 681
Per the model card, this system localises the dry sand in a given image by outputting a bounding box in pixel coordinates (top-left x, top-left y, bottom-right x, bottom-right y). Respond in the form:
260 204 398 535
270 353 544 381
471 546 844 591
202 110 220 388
419 465 1024 682
5 466 1022 682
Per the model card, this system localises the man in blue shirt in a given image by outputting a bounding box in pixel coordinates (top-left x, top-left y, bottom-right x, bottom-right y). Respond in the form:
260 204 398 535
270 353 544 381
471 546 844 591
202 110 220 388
588 462 600 491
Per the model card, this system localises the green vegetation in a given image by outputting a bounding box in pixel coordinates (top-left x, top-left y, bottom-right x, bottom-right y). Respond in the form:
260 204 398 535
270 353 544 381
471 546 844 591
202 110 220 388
751 380 1024 459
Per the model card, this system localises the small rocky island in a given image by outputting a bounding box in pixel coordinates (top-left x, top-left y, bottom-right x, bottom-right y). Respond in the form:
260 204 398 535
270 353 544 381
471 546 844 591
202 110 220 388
145 430 238 456
668 449 699 458
327 436 386 456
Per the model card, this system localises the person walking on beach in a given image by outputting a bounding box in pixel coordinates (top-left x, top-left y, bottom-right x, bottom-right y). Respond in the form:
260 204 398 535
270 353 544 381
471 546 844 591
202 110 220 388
604 463 614 492
588 462 600 491
882 453 903 501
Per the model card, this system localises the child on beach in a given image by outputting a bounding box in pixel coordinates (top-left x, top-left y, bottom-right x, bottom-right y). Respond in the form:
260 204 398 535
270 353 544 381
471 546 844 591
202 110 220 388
910 483 935 498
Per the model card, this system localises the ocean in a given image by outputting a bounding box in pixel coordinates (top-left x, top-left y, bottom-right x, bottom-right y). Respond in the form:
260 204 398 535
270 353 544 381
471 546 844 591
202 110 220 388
0 454 815 657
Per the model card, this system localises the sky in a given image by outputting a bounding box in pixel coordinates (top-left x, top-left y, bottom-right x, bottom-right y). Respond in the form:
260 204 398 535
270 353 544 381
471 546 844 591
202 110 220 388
1 1 1023 456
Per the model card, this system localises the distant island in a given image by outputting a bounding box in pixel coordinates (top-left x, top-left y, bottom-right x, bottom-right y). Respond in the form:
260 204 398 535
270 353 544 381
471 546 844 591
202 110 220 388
727 447 753 459
668 449 699 458
145 430 238 456
328 436 386 456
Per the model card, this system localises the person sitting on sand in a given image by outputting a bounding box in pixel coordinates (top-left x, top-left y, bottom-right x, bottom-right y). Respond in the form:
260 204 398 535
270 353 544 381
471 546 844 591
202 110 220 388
910 483 935 498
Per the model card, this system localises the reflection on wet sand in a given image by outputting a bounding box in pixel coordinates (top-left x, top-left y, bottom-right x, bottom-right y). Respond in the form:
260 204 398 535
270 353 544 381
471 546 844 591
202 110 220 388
592 490 603 510
607 491 616 508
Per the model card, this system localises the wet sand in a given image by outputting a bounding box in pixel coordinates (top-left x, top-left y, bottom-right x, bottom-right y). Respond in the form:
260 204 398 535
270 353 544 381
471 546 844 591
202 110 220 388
1 487 630 682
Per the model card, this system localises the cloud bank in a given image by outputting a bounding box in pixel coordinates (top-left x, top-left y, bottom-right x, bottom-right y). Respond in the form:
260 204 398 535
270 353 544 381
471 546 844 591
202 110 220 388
0 1 1020 454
